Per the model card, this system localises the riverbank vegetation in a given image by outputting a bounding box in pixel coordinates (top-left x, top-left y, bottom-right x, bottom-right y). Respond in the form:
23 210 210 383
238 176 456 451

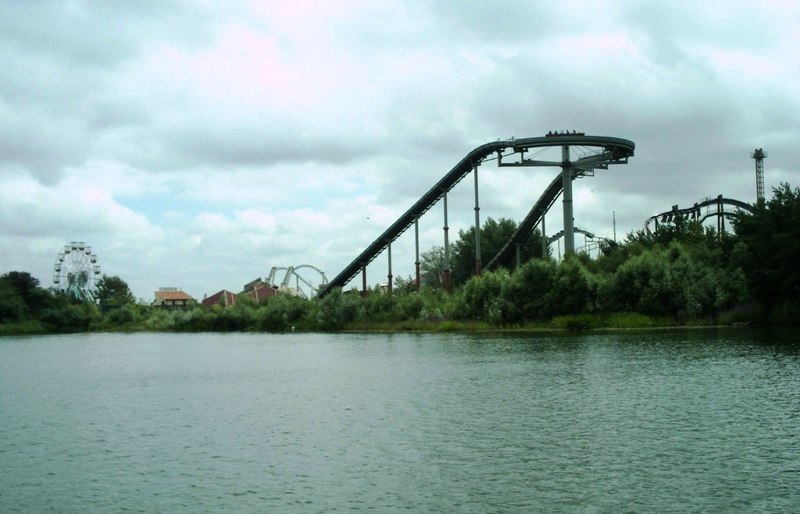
2 184 798 335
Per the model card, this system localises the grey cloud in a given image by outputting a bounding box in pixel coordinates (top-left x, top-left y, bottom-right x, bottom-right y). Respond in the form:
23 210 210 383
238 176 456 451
423 1 557 44
0 107 91 184
0 1 209 69
0 1 216 183
622 2 776 67
133 119 383 171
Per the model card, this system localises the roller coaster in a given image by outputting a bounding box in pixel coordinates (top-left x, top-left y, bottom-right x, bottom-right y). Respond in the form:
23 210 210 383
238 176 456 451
319 132 635 297
266 265 328 298
644 195 754 234
547 227 599 245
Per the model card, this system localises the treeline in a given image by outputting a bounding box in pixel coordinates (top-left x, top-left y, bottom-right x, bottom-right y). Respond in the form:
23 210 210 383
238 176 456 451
2 183 798 334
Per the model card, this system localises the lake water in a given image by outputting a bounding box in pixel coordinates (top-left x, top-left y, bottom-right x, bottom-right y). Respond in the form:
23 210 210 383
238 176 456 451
1 329 798 512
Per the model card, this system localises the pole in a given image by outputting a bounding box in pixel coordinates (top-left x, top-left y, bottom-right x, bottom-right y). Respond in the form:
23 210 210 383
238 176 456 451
361 266 367 297
612 211 616 242
443 192 451 293
387 241 393 294
541 214 547 258
414 218 420 291
473 164 481 276
561 145 575 256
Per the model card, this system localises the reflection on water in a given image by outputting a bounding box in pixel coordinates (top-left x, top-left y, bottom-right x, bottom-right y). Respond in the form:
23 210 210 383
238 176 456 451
1 329 798 512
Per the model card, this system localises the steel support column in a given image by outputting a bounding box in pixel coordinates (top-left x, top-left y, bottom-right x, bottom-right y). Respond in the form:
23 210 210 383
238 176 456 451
414 218 421 291
561 145 575 256
443 192 451 293
541 215 546 258
473 164 481 276
361 266 367 297
387 241 393 294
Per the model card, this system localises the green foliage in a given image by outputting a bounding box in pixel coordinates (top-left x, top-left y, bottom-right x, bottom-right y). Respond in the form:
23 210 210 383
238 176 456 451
551 257 598 316
1 271 53 318
456 267 517 324
550 314 601 330
733 183 800 321
0 320 44 335
508 258 559 320
95 275 136 312
1 271 40 301
0 278 28 322
313 289 364 330
39 302 95 333
167 307 215 332
450 217 545 286
419 245 448 289
107 303 140 325
209 302 255 331
257 293 311 331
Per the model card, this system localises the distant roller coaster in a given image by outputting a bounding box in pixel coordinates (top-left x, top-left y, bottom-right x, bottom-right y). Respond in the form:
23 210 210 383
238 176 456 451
319 132 634 297
645 195 754 234
266 265 328 298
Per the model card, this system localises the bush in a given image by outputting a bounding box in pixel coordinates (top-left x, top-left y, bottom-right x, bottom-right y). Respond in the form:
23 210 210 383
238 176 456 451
39 304 93 333
209 303 256 331
456 268 515 322
313 289 363 330
550 257 598 316
257 294 311 331
107 304 140 325
509 258 558 320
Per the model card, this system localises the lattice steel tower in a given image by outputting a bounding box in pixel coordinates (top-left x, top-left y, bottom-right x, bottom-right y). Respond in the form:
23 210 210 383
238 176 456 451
751 148 767 203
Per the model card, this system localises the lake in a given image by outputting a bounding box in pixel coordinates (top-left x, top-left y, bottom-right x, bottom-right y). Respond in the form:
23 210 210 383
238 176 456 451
1 329 798 512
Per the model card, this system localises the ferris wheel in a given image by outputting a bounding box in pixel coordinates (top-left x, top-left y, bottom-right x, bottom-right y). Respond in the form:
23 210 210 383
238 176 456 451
53 241 101 301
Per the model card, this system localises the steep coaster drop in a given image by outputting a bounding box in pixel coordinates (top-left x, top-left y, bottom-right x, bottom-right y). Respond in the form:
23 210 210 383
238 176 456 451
319 132 635 297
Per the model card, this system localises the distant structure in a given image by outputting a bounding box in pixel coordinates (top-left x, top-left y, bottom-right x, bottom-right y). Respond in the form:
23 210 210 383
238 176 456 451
644 195 754 235
266 265 328 298
241 279 277 302
752 148 767 204
53 241 101 302
202 289 238 309
152 287 194 309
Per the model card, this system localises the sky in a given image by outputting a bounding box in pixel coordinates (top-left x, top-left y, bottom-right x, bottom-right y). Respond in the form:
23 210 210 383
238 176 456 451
1 0 798 301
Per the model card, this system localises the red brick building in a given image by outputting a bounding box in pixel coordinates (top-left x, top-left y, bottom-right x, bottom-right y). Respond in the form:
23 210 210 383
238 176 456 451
201 289 238 309
243 281 277 302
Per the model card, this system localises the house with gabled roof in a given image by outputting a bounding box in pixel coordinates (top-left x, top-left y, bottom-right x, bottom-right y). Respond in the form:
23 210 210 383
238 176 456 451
152 287 194 310
202 289 238 309
242 280 277 303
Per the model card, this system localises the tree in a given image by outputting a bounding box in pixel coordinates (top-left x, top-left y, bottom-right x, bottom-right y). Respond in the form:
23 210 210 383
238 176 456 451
450 217 546 286
95 275 136 312
733 183 800 320
1 271 52 316
1 271 39 298
0 278 28 322
419 245 448 289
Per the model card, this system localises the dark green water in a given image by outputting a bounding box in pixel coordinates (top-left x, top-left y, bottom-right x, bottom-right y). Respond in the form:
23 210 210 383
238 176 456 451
1 329 798 512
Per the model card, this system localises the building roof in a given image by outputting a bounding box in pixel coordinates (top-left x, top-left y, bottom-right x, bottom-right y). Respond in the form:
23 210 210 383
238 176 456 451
154 289 193 301
244 282 277 301
202 289 237 308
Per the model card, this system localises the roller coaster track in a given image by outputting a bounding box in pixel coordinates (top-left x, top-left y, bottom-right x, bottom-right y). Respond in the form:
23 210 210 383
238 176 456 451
319 134 635 297
546 227 598 245
644 196 754 232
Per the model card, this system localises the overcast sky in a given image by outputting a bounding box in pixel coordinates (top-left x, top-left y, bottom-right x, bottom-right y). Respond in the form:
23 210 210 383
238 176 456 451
1 0 797 301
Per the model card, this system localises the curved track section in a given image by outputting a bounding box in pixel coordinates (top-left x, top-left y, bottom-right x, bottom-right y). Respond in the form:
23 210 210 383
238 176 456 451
644 196 754 231
319 134 635 297
547 227 597 245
